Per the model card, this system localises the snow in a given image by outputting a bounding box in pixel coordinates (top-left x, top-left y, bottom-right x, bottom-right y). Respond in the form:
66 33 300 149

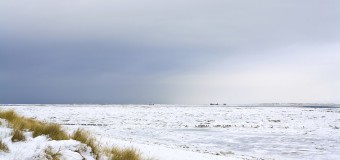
1 104 340 160
0 127 94 160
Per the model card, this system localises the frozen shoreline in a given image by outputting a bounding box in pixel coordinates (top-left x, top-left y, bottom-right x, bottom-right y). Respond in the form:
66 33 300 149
1 104 340 160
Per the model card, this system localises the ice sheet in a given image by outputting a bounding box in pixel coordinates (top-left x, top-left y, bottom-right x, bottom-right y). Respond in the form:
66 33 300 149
2 104 339 160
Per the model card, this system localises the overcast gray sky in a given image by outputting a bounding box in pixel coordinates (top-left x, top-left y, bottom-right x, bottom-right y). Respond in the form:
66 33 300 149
1 0 339 104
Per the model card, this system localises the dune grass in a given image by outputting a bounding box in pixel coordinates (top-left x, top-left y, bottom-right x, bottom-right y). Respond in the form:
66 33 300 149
0 109 143 160
104 147 141 160
0 139 9 152
44 146 62 160
72 128 100 157
0 110 69 140
71 128 142 160
11 129 26 142
31 123 69 140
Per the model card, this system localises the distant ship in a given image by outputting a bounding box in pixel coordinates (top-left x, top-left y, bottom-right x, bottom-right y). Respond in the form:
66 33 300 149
210 103 227 106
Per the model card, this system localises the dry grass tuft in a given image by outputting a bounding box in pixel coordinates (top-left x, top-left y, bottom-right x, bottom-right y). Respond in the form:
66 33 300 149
72 129 99 157
0 110 17 122
104 147 141 160
44 146 62 160
0 110 69 140
0 139 9 152
71 129 142 160
32 123 69 140
11 129 26 142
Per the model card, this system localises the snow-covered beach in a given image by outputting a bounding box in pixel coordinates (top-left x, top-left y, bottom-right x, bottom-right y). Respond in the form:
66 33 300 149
1 104 339 160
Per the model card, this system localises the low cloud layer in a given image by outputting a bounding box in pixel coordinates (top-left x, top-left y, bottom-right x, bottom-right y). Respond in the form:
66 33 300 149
1 0 339 104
